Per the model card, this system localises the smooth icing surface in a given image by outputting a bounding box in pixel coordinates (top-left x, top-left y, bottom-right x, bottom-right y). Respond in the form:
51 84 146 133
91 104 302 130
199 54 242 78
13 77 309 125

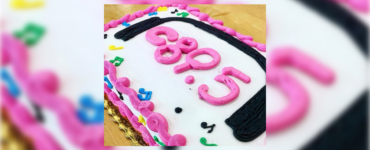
185 75 194 84
104 6 266 146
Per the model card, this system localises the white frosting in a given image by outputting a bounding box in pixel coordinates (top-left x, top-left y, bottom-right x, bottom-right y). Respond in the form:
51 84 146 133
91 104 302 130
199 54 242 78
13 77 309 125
104 7 266 146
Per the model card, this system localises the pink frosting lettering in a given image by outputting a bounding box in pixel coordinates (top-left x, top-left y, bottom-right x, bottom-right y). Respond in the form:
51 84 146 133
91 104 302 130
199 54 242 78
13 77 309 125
154 45 182 64
267 47 335 133
174 48 221 74
146 26 179 46
175 37 198 54
222 67 251 83
198 75 240 105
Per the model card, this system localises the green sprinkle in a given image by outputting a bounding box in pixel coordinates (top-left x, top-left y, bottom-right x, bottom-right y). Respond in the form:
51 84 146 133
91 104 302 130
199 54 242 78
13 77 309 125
200 137 217 146
109 56 124 66
14 23 45 46
176 12 189 18
154 136 166 146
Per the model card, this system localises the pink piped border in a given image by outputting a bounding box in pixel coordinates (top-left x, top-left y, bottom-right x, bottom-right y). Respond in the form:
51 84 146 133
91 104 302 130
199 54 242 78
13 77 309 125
104 61 187 146
1 86 62 150
104 83 159 146
104 4 266 52
1 33 109 150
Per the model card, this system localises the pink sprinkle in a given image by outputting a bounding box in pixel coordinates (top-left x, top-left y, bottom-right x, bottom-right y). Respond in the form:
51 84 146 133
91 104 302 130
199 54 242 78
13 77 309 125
185 75 195 84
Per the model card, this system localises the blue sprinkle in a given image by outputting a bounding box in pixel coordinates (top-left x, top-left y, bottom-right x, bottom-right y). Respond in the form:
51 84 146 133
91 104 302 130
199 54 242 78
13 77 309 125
104 76 113 89
148 12 158 16
137 88 152 101
77 94 104 124
122 21 130 27
1 69 20 97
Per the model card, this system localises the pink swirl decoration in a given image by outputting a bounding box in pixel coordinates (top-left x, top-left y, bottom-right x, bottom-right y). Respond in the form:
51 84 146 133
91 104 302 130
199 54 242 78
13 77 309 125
146 26 179 46
1 86 62 150
1 33 109 150
147 113 187 146
104 60 187 146
104 83 158 146
104 4 266 52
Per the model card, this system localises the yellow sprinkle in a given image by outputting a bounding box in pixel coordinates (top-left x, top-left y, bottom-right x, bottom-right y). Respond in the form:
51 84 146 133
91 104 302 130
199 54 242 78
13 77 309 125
108 45 123 50
11 0 44 9
157 7 168 11
138 115 146 126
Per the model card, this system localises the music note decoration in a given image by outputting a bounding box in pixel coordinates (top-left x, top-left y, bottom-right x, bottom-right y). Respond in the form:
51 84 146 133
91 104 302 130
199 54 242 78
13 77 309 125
11 0 44 9
177 12 189 18
108 45 123 50
76 95 104 124
171 9 178 14
148 12 158 16
14 22 45 46
109 56 124 66
137 88 152 101
157 7 168 11
201 122 216 133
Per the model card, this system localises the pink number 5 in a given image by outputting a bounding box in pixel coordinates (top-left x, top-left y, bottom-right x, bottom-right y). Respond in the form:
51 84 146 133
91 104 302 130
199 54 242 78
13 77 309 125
267 47 335 133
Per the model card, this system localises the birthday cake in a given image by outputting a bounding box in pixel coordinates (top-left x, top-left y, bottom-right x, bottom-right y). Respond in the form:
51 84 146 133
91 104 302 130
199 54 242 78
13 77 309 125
104 4 266 146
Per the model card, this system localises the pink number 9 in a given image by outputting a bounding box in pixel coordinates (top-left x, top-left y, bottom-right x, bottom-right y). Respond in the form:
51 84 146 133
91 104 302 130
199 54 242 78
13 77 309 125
174 48 221 74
